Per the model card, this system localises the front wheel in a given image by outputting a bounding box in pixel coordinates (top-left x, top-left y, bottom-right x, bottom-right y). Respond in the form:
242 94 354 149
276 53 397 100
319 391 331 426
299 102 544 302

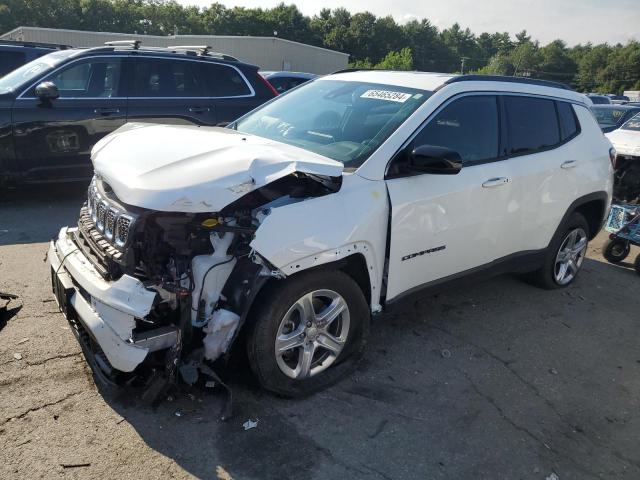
246 269 370 397
602 238 630 263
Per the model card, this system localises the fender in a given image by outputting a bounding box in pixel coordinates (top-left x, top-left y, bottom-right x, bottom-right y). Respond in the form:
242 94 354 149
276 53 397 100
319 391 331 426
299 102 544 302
549 190 610 244
249 173 389 312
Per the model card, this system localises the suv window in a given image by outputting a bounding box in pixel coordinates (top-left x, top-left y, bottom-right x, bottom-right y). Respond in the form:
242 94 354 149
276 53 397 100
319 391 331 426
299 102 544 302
133 58 205 97
40 57 122 98
505 96 559 154
198 62 251 97
412 95 499 163
557 101 579 140
0 50 26 77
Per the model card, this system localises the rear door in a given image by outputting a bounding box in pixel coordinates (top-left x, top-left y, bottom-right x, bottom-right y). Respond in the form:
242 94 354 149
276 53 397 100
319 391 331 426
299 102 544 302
11 55 126 181
126 56 217 126
197 61 261 123
385 94 521 300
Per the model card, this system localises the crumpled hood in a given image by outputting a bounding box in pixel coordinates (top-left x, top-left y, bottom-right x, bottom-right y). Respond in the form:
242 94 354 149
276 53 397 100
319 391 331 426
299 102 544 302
606 129 640 157
91 123 344 212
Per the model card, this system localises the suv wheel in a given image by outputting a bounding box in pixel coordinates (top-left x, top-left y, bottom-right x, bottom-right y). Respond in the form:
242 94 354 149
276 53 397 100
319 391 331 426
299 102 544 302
246 270 369 397
529 212 590 289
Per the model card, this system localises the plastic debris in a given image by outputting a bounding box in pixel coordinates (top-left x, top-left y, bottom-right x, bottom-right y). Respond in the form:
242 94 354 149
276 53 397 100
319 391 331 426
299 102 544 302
13 353 22 360
243 419 258 430
441 349 452 359
174 410 183 417
549 368 559 375
546 473 559 480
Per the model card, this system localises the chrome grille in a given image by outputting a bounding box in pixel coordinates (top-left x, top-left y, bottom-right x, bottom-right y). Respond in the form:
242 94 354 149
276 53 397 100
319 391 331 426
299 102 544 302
104 208 117 240
115 216 132 247
86 177 135 249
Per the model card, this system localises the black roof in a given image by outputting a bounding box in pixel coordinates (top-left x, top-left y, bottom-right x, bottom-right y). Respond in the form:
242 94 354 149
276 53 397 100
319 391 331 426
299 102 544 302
444 75 571 91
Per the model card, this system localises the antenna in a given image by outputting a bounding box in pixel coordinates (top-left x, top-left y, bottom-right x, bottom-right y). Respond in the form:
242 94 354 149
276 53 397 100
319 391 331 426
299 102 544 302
104 40 141 49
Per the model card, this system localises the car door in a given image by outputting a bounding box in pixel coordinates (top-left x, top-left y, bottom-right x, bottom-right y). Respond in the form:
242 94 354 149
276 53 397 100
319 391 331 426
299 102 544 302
197 61 260 123
126 56 217 126
385 94 520 301
501 96 579 251
11 55 126 181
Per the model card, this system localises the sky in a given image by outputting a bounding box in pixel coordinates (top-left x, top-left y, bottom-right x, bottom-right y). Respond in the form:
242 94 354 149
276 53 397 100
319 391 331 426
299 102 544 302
176 0 639 46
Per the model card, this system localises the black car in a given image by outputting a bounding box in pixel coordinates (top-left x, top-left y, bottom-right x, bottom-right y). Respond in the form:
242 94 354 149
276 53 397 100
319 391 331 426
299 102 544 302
590 104 640 133
0 40 69 77
0 42 278 185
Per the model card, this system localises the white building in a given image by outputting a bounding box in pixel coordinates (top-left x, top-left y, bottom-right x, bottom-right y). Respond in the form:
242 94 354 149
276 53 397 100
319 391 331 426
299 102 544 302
1 26 349 74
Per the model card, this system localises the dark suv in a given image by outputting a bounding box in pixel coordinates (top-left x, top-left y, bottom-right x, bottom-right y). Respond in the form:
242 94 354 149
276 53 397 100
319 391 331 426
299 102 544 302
0 40 69 77
0 42 277 184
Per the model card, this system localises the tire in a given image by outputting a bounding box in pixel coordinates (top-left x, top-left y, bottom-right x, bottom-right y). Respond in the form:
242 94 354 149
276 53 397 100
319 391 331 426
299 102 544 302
634 254 640 276
528 212 590 289
602 238 630 263
246 269 370 397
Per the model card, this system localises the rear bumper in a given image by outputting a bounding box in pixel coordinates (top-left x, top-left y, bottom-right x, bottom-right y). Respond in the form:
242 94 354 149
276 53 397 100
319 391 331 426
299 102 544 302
49 227 175 373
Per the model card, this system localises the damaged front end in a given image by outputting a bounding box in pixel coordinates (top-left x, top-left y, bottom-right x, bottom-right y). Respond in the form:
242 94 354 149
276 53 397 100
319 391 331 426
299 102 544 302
50 164 342 406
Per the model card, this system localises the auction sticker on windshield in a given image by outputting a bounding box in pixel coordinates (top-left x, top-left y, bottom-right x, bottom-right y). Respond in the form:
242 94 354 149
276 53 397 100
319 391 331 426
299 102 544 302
361 90 413 103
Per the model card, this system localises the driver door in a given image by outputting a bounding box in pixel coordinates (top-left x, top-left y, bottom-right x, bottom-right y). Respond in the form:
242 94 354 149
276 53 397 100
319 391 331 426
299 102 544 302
385 94 520 300
11 55 127 181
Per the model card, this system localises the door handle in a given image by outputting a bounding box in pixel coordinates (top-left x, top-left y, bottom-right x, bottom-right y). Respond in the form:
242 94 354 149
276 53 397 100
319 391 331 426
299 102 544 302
482 177 510 188
188 106 210 114
561 160 577 169
94 108 120 116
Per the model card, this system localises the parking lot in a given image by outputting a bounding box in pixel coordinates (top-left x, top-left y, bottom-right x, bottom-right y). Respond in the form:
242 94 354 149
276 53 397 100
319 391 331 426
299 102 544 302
0 185 638 479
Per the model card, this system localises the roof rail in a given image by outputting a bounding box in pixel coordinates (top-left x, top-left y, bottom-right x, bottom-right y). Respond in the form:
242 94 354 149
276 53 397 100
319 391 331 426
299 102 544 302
444 74 571 90
104 40 141 49
0 39 71 50
169 45 212 55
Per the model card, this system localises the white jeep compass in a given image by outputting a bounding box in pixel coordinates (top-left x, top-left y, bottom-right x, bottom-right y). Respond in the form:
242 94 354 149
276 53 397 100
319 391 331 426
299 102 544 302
50 71 614 398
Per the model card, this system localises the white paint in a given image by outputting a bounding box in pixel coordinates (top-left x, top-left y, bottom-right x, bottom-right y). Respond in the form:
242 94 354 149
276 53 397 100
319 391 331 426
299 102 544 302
606 128 640 157
91 123 343 213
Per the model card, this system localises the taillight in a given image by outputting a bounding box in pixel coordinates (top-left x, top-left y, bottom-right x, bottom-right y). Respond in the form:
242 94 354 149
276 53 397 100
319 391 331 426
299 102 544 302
257 73 279 97
609 147 617 168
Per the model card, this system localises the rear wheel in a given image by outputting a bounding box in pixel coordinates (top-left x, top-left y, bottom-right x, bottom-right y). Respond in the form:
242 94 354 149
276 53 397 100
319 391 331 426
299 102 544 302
602 238 630 263
246 269 369 397
528 212 590 289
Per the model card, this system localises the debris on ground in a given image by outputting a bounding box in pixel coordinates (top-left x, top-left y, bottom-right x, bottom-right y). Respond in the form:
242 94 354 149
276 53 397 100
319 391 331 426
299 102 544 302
441 349 452 358
174 410 183 417
60 462 91 469
13 353 22 360
16 337 29 345
242 419 258 430
546 473 559 480
549 368 559 375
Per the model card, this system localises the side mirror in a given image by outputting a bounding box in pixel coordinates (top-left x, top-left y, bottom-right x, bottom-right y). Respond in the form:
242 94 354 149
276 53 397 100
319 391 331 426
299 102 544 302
35 81 59 100
408 145 462 175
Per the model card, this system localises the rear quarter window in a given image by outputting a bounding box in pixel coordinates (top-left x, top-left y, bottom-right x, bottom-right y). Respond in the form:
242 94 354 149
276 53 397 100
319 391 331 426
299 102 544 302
0 50 26 77
557 101 580 140
199 62 251 97
505 96 560 155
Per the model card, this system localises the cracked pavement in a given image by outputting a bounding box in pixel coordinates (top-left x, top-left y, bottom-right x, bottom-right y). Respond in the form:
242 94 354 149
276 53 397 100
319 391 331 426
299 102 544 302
1 184 640 479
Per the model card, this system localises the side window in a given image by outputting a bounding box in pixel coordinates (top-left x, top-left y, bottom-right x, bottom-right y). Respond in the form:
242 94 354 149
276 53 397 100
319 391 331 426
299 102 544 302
199 62 251 97
42 57 121 98
505 96 559 154
556 101 579 141
412 95 499 163
132 58 204 97
0 50 26 77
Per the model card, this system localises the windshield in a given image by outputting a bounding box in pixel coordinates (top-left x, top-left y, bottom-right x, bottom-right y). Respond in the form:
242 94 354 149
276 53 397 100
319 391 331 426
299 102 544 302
235 79 431 169
0 50 77 94
621 113 640 131
591 107 636 127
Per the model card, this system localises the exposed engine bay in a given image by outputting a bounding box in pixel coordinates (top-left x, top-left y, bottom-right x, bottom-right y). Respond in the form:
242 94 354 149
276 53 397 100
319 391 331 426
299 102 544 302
69 172 342 407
